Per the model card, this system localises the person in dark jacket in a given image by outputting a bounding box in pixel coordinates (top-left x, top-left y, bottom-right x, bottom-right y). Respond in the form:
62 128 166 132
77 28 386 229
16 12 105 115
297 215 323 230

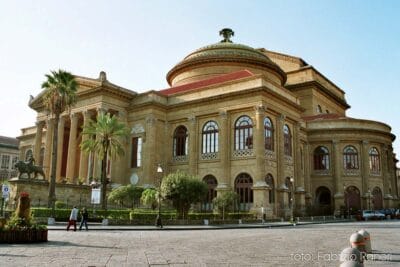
79 207 89 231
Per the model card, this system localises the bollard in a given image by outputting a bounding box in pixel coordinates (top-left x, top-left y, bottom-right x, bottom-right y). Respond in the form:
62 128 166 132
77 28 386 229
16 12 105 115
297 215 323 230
358 229 371 253
350 232 366 260
340 247 363 265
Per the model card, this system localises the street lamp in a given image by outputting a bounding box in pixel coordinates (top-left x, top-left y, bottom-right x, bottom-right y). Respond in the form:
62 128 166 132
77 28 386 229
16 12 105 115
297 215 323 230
290 177 295 225
155 164 163 228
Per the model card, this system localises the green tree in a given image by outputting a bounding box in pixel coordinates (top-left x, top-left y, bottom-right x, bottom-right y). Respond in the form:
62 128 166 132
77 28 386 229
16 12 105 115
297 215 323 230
108 185 144 208
213 191 239 219
141 188 158 210
41 69 77 216
80 112 129 209
161 170 208 219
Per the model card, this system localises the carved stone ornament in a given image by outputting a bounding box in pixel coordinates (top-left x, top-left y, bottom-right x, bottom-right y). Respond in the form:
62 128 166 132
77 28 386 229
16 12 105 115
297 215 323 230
99 71 107 82
219 28 234 43
131 124 145 134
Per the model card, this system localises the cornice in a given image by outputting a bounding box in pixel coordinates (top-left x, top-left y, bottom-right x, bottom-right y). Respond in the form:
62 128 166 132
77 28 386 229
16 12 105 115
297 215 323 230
286 80 350 109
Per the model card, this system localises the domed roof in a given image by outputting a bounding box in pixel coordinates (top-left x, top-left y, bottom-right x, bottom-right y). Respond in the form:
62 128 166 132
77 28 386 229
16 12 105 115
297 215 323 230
166 28 286 86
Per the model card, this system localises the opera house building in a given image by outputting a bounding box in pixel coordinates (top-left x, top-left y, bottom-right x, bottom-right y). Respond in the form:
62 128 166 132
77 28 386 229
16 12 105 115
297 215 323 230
15 29 398 217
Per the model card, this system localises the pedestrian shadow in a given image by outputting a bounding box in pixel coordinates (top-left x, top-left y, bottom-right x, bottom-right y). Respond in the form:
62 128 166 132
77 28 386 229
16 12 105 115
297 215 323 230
48 240 119 249
0 253 29 258
4 240 118 249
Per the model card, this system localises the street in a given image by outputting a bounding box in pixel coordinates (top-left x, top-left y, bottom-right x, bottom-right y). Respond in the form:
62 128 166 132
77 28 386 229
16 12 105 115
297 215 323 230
1 221 400 266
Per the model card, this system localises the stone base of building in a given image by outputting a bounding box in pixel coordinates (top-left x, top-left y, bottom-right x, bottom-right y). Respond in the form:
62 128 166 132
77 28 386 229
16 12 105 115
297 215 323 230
7 177 92 209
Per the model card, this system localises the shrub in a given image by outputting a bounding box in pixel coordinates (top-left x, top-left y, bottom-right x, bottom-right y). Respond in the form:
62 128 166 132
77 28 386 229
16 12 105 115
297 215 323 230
55 201 66 209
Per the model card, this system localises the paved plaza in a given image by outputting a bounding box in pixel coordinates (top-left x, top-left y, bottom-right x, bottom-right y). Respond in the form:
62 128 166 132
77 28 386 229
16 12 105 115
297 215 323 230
1 221 400 266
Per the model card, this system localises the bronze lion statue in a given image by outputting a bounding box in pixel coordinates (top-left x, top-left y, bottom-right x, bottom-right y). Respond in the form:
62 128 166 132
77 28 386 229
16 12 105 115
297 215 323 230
14 160 45 179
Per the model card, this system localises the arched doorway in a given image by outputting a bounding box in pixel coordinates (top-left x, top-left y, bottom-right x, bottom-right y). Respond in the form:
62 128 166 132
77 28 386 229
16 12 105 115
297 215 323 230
202 175 218 211
235 173 253 211
344 186 361 214
372 187 383 210
315 186 332 215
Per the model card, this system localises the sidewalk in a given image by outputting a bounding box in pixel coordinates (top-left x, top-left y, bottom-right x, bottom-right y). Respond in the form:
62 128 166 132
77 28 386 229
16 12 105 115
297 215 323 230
48 218 352 231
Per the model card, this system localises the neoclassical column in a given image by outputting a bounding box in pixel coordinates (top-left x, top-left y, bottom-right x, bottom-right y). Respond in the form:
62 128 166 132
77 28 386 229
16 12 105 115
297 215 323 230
293 123 305 214
111 110 128 184
276 114 288 215
333 140 344 214
43 118 54 180
254 104 265 182
252 104 271 212
79 110 92 183
93 108 106 179
303 143 311 200
55 116 65 182
66 113 79 183
145 114 157 185
188 115 197 175
217 110 230 191
361 140 370 199
33 121 44 163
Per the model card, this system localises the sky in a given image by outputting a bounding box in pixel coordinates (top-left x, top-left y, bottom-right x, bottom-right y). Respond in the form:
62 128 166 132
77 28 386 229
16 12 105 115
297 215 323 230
0 0 399 157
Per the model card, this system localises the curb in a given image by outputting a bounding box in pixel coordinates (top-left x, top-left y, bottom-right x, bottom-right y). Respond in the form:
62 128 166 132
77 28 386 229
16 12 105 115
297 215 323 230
47 219 352 231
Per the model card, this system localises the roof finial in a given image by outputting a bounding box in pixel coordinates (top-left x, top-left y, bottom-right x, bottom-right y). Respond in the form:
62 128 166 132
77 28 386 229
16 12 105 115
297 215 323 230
219 28 234 43
99 71 107 82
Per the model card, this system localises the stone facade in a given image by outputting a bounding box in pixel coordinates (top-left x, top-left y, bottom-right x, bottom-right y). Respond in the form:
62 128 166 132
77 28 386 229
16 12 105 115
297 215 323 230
0 136 19 180
13 29 399 217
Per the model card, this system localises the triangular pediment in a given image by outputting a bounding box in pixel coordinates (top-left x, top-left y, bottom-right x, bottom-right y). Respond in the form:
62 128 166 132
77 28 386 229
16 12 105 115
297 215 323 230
29 72 137 110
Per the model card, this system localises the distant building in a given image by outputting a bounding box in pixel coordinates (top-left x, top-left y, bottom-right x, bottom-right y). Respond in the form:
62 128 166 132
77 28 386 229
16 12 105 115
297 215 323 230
16 29 399 216
0 136 19 180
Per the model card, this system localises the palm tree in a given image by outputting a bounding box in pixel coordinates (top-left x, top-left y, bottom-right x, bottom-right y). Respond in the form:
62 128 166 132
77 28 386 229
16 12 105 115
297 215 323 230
41 70 77 217
80 112 129 210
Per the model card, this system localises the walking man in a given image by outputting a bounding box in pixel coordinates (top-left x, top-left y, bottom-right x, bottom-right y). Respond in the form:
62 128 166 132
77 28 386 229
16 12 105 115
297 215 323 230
67 206 79 231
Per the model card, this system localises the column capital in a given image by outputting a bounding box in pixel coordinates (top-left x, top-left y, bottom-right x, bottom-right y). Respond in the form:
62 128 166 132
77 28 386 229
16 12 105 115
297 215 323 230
70 112 79 120
96 107 107 115
36 120 45 127
219 110 228 119
278 114 286 121
254 104 266 114
83 109 94 119
362 140 369 145
188 115 196 124
146 115 157 125
332 139 340 145
117 110 127 119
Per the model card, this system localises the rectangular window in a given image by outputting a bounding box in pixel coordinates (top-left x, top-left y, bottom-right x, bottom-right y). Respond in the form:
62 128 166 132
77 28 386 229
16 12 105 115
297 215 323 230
131 137 142 168
1 155 10 169
11 156 18 170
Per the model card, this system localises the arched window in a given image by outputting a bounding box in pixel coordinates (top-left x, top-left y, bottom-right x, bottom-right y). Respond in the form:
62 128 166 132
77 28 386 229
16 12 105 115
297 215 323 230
202 121 219 154
25 149 33 161
369 147 380 173
235 173 253 211
173 126 188 156
313 146 330 170
343 146 359 169
234 116 253 150
202 175 218 211
265 174 275 204
264 117 274 151
283 124 292 156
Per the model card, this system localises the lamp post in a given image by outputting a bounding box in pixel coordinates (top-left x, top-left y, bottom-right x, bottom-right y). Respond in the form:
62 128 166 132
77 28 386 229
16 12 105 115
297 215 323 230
290 177 295 224
155 164 163 228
